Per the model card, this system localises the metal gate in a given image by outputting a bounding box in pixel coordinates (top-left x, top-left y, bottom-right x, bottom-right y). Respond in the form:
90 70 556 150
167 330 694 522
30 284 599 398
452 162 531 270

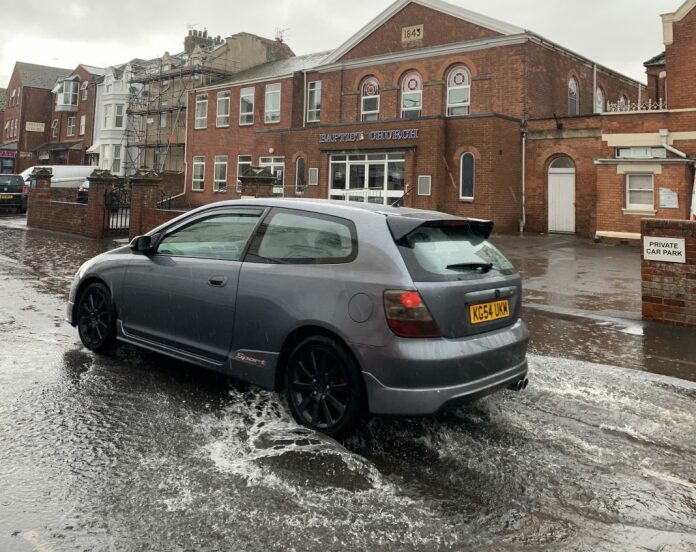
103 187 131 236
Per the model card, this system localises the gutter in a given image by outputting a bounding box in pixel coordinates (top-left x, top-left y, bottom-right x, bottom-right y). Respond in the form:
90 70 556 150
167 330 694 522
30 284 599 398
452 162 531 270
659 128 687 158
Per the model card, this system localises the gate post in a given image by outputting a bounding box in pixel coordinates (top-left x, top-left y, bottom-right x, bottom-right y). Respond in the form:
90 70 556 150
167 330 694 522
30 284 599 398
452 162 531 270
129 170 162 239
26 167 53 229
86 169 119 239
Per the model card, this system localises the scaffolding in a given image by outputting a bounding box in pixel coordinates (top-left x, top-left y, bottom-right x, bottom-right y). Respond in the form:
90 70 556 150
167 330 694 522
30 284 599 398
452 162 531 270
122 48 235 177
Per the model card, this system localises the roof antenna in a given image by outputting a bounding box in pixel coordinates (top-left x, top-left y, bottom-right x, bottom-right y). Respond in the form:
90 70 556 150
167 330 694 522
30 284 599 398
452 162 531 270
275 27 290 42
390 185 411 207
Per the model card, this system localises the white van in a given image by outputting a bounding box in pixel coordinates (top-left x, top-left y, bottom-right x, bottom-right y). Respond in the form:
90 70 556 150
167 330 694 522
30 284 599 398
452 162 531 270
20 165 95 189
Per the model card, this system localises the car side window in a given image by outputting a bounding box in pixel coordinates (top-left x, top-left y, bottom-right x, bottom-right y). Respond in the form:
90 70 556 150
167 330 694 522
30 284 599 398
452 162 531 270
251 209 357 264
157 213 261 261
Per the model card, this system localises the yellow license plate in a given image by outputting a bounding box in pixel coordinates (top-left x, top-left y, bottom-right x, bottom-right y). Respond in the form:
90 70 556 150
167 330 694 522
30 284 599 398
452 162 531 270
470 299 510 324
0 194 12 199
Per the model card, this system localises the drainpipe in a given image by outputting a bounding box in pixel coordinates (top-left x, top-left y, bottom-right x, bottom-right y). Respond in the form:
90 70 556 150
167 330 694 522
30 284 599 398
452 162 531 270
303 70 307 128
659 128 687 158
520 120 527 234
592 64 597 113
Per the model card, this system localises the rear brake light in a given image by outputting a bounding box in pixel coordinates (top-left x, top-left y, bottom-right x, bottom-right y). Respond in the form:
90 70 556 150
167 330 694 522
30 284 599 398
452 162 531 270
384 290 441 338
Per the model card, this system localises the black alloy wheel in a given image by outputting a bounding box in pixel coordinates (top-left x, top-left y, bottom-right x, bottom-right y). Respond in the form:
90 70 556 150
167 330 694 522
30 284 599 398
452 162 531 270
285 336 365 439
77 282 117 353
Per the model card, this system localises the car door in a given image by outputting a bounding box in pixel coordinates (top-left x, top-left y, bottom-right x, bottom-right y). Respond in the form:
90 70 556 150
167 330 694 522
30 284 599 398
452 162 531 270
120 208 263 363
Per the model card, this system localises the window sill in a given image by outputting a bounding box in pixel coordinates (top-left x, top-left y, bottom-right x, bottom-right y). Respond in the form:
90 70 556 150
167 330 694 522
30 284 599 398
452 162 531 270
264 120 281 125
216 124 230 129
191 188 204 193
194 126 207 131
459 197 474 203
239 122 254 127
622 208 656 216
213 189 227 193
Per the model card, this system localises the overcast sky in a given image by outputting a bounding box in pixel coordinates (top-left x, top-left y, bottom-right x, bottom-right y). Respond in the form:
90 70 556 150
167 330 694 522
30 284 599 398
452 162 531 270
0 0 684 88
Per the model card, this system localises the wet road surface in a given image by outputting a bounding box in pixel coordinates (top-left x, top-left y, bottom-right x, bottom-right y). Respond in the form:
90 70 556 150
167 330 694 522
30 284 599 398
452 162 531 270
1 215 695 551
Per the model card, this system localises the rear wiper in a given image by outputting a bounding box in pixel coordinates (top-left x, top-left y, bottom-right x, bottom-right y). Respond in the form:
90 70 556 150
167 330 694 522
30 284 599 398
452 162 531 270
445 262 493 273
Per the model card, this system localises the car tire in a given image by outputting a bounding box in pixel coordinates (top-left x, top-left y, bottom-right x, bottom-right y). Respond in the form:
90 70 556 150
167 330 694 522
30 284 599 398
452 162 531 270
76 282 117 353
285 336 365 439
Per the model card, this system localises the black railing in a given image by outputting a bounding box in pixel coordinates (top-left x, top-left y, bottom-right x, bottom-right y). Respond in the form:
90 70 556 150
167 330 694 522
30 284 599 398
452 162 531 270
103 187 131 236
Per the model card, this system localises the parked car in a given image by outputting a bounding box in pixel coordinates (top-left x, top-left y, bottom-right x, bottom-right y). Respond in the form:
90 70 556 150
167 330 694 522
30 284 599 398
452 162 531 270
0 174 28 213
20 165 94 189
67 199 529 437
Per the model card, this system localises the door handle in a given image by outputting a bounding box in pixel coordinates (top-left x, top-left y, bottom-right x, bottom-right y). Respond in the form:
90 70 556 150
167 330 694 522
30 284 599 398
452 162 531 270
208 276 228 287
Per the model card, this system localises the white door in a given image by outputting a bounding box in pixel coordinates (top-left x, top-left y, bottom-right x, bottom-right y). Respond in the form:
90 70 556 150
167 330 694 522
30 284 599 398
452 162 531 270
548 167 576 233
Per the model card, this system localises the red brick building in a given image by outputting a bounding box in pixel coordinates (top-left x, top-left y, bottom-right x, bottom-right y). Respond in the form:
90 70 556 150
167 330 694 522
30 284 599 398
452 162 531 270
35 64 104 166
184 0 643 233
0 62 72 173
525 0 696 241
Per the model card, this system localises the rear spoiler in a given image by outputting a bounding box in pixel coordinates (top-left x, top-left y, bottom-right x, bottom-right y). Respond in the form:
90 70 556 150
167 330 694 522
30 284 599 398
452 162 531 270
387 216 494 241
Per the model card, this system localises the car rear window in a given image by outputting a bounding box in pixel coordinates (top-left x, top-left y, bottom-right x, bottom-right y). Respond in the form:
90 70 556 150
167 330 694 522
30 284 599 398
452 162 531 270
251 209 357 264
0 176 24 192
394 223 515 281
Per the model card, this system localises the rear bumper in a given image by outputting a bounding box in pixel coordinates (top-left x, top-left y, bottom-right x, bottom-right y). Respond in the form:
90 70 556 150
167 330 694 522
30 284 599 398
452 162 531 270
356 319 529 415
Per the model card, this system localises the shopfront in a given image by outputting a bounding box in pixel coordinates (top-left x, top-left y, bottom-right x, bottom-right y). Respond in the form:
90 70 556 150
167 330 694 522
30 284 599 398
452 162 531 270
0 148 17 174
328 151 406 205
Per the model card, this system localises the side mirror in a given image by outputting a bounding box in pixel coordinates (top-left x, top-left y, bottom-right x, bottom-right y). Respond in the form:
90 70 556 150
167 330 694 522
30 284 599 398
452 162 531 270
129 235 153 254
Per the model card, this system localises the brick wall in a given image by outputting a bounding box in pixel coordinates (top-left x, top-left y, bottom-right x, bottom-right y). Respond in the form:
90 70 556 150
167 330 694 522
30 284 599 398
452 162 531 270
641 219 696 327
664 6 696 109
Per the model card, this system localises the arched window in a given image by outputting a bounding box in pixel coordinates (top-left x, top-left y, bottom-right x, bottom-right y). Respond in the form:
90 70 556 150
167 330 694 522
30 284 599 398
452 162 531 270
568 77 579 116
595 87 605 113
295 157 306 194
361 77 380 122
447 65 471 116
460 152 475 199
401 71 422 119
549 156 575 171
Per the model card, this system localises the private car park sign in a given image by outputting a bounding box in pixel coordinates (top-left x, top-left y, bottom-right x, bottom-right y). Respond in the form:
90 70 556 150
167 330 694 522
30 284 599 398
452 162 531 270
643 237 686 263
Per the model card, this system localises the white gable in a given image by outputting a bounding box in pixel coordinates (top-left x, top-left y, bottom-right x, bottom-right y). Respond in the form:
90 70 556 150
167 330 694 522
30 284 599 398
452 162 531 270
662 0 696 45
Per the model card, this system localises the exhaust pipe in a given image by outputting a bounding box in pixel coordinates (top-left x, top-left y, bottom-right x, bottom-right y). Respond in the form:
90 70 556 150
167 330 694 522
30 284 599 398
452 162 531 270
508 378 529 392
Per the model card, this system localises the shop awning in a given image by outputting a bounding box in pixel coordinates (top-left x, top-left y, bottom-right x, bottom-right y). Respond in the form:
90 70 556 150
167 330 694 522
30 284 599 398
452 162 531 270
0 141 18 151
34 140 83 153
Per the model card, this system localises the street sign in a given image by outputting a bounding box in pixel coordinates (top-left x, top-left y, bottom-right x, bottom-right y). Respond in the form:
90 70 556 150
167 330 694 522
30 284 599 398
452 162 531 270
643 236 686 264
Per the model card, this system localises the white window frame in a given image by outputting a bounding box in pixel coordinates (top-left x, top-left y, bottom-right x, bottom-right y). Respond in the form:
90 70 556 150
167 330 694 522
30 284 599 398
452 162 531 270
237 155 252 193
328 152 405 205
460 152 475 200
446 66 471 116
239 87 254 125
103 104 113 129
214 155 228 192
401 71 423 119
102 145 111 170
81 81 89 101
112 145 121 174
66 116 76 136
264 83 281 124
361 78 380 122
417 175 431 196
79 115 86 136
114 104 125 129
195 94 208 129
626 173 654 210
105 76 113 94
595 87 605 114
568 77 579 116
259 156 285 195
60 80 78 107
216 91 231 127
308 167 319 186
307 81 321 123
192 156 205 191
51 119 59 138
295 157 306 194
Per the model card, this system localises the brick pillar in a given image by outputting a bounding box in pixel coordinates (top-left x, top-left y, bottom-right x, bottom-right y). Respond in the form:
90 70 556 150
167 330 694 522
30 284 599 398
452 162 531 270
26 167 53 228
129 170 162 239
85 169 119 239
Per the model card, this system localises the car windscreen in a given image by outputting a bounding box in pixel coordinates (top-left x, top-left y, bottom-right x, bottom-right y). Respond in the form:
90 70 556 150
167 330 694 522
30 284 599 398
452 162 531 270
393 222 515 282
0 176 24 192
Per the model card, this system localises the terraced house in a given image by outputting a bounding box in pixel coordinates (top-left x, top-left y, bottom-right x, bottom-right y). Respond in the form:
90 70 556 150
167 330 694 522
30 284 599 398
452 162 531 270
184 0 644 234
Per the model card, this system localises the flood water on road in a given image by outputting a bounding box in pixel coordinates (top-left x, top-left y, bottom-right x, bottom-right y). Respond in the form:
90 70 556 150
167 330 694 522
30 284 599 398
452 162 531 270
1 219 695 551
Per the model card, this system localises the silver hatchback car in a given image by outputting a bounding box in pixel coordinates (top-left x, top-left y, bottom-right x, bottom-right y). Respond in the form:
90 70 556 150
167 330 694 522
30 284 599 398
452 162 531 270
68 199 529 437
